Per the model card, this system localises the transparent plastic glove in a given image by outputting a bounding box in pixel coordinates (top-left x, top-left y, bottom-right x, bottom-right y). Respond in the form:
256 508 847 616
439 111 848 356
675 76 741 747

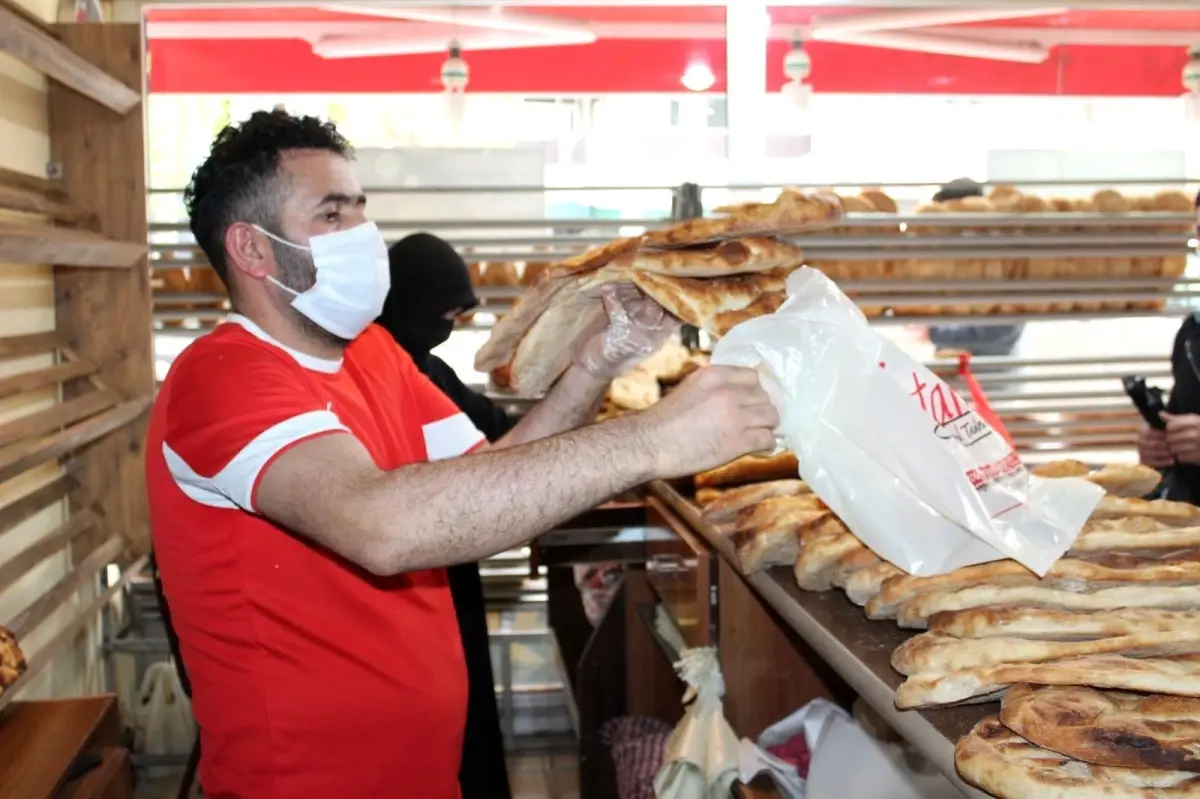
575 284 679 379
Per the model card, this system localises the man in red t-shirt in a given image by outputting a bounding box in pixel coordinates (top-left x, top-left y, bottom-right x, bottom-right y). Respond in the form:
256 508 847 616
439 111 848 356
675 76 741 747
146 109 777 799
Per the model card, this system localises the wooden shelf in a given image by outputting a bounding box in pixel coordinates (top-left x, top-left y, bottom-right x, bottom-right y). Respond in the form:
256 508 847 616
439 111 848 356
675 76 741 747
0 3 140 115
0 222 145 268
0 397 150 484
0 167 90 225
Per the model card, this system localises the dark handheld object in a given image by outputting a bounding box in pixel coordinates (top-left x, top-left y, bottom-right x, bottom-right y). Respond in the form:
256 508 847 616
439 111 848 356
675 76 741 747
1123 375 1167 430
1123 374 1172 500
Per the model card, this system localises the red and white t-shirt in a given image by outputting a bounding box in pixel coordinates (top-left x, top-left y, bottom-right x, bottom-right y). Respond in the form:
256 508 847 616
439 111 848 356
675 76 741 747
145 316 486 799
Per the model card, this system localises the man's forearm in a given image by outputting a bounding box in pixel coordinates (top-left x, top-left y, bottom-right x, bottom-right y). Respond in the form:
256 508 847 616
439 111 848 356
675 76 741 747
496 364 610 447
358 413 650 572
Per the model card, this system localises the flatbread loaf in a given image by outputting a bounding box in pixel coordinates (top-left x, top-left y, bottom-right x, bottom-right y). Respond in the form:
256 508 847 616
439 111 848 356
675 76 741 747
545 235 644 278
1032 459 1092 478
1072 525 1200 556
640 190 841 248
694 451 800 489
891 630 1200 676
696 479 809 525
631 268 792 339
506 280 609 395
1093 496 1200 527
794 533 865 591
730 494 829 534
897 655 1200 709
829 549 882 590
896 585 1200 630
608 238 802 278
843 561 905 606
732 511 838 573
870 558 1200 621
1083 517 1170 535
474 273 574 372
955 716 1200 799
1086 463 1163 498
929 608 1200 642
1000 684 1200 773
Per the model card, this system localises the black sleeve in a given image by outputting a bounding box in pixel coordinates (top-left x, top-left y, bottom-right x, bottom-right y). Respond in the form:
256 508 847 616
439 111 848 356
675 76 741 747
1168 316 1200 414
424 356 515 443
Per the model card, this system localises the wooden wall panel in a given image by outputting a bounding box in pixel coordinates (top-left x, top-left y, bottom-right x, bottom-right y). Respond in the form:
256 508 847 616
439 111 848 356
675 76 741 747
0 0 98 701
48 23 152 558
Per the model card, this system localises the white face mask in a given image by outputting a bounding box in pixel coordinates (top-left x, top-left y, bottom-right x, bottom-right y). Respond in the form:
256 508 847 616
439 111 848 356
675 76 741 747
254 221 391 341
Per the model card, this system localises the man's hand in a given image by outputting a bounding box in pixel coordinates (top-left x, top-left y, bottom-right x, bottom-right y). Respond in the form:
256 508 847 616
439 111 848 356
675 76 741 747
1137 423 1174 469
574 284 679 380
634 365 779 479
1162 413 1200 465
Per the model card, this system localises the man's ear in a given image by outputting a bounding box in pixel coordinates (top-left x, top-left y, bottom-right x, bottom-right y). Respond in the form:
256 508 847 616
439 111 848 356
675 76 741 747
225 222 273 281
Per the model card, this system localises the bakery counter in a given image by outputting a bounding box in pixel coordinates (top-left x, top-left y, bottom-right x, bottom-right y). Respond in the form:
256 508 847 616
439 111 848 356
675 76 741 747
647 480 992 798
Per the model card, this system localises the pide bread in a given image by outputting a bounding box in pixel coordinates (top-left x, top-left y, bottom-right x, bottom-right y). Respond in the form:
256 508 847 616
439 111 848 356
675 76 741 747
696 479 809 525
1000 684 1200 773
928 607 1200 642
609 238 802 278
630 268 792 339
1092 496 1200 527
891 630 1200 676
694 452 800 489
640 190 841 248
897 655 1200 709
843 561 905 606
1072 525 1200 556
794 533 866 591
895 585 1200 630
955 716 1200 798
869 558 1200 621
1085 463 1163 498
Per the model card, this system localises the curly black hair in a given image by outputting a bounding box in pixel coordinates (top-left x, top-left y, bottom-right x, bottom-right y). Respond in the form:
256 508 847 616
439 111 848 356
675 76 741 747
184 109 353 293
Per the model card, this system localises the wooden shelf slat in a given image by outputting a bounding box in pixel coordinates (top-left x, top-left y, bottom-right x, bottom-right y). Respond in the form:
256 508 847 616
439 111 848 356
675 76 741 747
0 221 145 268
8 534 122 640
0 398 150 485
0 474 73 538
0 332 60 360
0 182 91 225
0 388 119 449
0 554 147 715
0 358 96 402
0 5 140 115
0 509 98 592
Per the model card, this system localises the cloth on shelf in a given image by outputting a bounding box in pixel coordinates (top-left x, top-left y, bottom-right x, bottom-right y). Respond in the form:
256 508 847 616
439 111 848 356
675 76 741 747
653 647 739 799
601 716 673 799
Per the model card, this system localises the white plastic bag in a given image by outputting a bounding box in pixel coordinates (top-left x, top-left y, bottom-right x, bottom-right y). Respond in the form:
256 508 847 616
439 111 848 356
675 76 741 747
710 268 1103 577
133 661 196 756
654 648 739 799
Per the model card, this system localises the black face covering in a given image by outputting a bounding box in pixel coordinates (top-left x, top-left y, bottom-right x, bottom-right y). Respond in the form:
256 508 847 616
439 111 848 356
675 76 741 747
376 233 478 368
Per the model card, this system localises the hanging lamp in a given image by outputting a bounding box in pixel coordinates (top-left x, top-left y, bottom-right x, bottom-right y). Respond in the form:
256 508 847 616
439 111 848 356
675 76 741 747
441 40 469 131
782 37 813 111
1184 46 1200 122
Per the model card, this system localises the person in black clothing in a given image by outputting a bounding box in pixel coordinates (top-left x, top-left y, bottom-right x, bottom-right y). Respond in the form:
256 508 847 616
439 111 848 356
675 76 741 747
1141 313 1200 504
376 232 513 799
1136 190 1200 503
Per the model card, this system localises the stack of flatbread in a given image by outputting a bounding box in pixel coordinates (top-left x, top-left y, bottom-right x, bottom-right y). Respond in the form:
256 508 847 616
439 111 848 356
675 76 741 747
474 189 841 395
691 454 1200 796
